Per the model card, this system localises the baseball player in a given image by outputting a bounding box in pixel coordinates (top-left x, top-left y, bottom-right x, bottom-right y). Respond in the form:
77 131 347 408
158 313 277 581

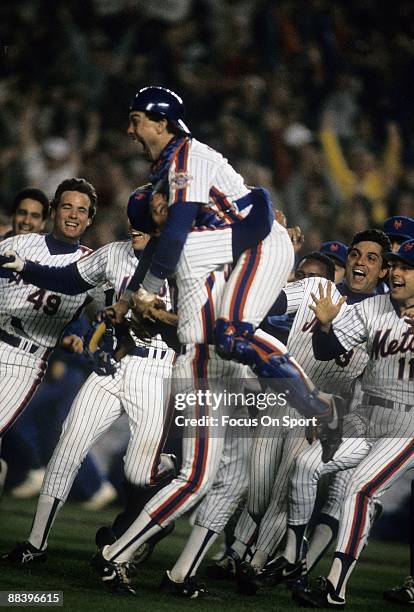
0 177 96 498
383 215 414 252
230 230 390 593
3 227 177 573
271 238 414 608
1 187 49 239
112 86 343 430
320 241 348 284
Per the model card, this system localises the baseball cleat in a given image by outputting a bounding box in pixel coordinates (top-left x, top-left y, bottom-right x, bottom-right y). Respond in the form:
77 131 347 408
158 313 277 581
383 576 414 605
2 541 47 565
90 548 136 596
160 571 221 600
236 560 261 595
254 556 307 590
292 576 345 608
318 396 345 463
206 548 241 580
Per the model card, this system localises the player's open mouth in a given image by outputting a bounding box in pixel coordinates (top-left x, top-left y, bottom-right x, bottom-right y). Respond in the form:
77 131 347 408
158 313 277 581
392 280 405 288
65 222 78 228
352 268 366 278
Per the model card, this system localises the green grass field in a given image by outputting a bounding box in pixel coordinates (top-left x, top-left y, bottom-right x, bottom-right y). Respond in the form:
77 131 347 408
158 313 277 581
0 495 408 611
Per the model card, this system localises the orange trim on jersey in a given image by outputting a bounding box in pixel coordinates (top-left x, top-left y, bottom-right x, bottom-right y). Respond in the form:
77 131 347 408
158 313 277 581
228 252 251 320
237 242 262 318
210 187 244 222
172 140 190 204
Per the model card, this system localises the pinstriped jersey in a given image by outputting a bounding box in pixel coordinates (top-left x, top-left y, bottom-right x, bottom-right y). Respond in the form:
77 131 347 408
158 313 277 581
76 240 172 351
332 293 414 405
168 138 251 222
0 234 91 348
283 277 369 396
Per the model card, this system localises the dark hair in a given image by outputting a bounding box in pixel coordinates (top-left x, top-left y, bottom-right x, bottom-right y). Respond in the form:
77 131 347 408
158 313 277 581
349 229 392 268
50 178 97 218
12 188 49 219
296 251 336 281
145 111 188 137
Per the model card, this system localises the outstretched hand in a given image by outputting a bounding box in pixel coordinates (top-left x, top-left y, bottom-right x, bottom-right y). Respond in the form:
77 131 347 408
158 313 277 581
308 281 347 331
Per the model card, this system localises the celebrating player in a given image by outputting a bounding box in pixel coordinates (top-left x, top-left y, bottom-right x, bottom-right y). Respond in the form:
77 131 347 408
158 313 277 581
2 226 177 578
0 178 96 496
278 238 414 608
1 188 49 239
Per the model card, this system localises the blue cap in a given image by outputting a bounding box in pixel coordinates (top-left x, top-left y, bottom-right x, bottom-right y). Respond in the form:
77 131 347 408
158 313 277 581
383 216 414 242
127 185 156 234
385 239 414 267
320 241 348 267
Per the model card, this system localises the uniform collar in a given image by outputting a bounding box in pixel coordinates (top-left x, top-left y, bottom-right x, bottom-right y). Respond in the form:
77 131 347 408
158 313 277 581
336 281 376 304
46 233 80 254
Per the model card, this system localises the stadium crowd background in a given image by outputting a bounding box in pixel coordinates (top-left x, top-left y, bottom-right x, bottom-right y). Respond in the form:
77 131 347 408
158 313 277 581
0 0 413 528
1 0 414 249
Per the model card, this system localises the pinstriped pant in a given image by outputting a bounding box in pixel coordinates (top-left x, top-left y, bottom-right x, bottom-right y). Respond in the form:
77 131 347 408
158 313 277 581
0 342 49 436
41 351 175 502
145 345 247 527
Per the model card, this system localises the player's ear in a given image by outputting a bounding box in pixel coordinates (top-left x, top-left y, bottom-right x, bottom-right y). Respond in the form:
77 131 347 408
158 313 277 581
379 266 389 279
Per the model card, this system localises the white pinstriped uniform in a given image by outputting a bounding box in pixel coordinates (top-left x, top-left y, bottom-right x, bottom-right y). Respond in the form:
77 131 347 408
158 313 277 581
165 137 295 341
246 278 371 558
0 233 91 434
40 240 175 506
290 293 414 560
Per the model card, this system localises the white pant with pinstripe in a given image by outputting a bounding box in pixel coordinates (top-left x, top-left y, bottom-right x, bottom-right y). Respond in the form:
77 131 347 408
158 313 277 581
41 351 175 502
0 342 50 436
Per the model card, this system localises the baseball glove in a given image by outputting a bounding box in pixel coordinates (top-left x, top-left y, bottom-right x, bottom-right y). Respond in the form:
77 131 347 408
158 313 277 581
129 302 178 342
83 315 118 376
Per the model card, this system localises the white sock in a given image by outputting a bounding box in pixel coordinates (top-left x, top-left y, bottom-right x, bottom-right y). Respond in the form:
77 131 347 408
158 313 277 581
231 539 248 559
28 494 63 550
170 526 219 582
307 523 334 571
328 555 356 600
250 549 268 571
105 509 162 563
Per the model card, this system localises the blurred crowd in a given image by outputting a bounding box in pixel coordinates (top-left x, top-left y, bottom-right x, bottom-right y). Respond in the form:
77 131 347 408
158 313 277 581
1 0 414 250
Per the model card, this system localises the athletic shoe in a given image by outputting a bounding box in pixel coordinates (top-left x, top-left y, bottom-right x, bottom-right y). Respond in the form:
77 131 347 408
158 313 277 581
95 526 117 549
2 541 47 565
383 576 414 605
292 576 345 609
82 482 117 511
160 570 221 600
206 548 241 580
90 548 136 596
318 396 345 463
236 560 261 595
255 556 307 590
0 459 8 498
10 468 45 499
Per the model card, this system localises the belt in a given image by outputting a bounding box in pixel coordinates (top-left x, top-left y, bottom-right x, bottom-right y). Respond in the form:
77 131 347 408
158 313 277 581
362 393 413 413
0 329 41 355
131 346 167 360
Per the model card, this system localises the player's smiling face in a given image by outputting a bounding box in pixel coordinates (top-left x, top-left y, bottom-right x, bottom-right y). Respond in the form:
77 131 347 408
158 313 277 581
389 262 414 303
127 112 161 161
51 191 91 243
13 199 46 235
345 240 388 293
129 227 150 251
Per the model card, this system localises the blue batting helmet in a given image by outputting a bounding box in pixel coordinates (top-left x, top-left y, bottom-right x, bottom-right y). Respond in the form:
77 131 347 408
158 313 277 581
130 86 191 135
127 184 157 235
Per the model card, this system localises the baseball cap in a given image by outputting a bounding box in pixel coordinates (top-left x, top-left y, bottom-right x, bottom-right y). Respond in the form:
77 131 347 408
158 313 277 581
383 216 414 242
127 185 157 234
320 241 348 267
384 239 414 267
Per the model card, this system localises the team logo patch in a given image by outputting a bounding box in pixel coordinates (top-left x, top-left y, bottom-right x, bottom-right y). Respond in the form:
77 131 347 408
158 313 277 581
171 172 192 190
403 241 414 251
394 219 403 230
330 243 339 252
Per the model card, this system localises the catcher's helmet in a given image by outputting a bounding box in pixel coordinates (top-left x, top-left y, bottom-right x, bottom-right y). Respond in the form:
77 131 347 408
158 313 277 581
130 86 191 135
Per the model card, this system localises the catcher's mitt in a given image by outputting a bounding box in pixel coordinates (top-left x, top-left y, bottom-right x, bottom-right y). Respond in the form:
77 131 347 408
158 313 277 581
83 314 118 376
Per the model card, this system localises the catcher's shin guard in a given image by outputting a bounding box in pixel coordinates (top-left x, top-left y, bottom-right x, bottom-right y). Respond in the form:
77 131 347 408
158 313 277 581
214 319 255 362
251 353 332 419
